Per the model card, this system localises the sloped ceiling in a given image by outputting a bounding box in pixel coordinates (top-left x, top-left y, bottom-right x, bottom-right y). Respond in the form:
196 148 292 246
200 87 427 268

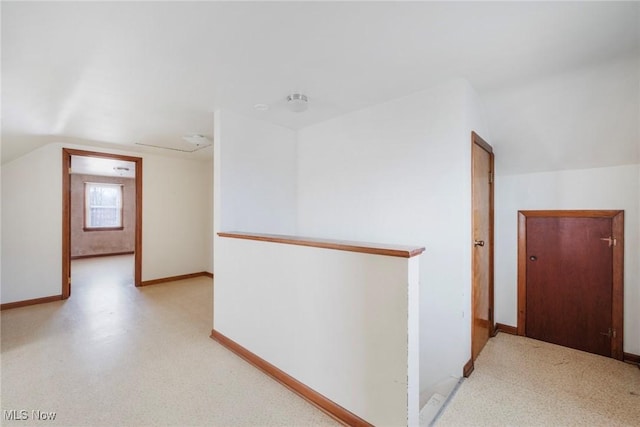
2 1 639 164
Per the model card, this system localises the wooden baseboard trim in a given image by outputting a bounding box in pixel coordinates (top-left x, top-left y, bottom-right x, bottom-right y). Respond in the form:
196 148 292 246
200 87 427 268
624 352 640 366
204 272 214 278
1 295 63 311
71 251 134 260
139 271 212 287
210 329 372 427
495 323 518 335
463 358 474 378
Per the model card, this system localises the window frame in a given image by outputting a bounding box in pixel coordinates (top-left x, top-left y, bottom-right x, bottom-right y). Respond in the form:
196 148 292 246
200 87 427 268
83 182 124 231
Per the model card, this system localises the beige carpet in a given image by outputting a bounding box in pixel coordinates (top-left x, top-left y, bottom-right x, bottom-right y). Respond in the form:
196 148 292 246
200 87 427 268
1 255 338 426
436 333 640 426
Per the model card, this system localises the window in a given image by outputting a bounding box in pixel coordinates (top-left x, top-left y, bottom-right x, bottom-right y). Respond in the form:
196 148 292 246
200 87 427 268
84 182 123 230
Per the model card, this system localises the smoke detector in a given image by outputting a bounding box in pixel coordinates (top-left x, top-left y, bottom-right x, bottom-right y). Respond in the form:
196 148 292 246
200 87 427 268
286 93 309 113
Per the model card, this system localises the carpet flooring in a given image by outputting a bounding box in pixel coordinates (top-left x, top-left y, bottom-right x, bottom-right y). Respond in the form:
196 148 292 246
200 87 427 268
436 333 640 426
1 255 338 426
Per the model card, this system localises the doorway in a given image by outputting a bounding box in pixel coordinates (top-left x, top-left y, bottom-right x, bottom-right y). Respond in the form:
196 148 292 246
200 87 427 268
517 210 624 360
470 131 494 373
62 148 143 298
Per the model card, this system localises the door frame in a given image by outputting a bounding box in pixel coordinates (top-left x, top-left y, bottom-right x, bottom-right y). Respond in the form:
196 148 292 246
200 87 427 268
517 210 624 360
470 131 495 370
62 148 143 298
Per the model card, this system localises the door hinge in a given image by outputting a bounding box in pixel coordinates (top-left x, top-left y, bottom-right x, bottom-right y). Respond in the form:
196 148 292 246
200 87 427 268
600 328 616 339
69 167 72 174
600 236 617 247
68 276 72 285
489 170 494 184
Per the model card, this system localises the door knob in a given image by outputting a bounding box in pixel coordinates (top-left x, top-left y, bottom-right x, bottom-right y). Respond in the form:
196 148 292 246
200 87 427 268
474 240 485 247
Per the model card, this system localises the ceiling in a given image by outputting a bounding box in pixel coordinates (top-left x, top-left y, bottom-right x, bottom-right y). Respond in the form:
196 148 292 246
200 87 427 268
2 1 639 163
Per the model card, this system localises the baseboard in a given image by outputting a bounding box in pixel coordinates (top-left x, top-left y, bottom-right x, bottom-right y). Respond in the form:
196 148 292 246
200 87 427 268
139 271 212 287
204 272 214 278
463 358 474 377
1 295 63 311
495 323 518 335
210 329 373 427
624 352 640 366
71 251 134 260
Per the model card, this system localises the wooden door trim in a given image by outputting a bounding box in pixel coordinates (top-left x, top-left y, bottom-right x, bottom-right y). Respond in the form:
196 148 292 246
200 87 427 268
62 148 143 298
62 151 71 298
517 209 624 360
611 212 624 359
472 131 493 154
471 131 495 361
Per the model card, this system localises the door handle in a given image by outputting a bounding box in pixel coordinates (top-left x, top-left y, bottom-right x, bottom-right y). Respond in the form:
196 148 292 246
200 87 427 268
600 237 616 247
600 328 614 339
474 240 485 247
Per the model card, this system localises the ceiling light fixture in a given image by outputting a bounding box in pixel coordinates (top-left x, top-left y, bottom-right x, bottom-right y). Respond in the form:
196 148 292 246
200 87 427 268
113 166 130 176
287 93 309 113
182 134 212 147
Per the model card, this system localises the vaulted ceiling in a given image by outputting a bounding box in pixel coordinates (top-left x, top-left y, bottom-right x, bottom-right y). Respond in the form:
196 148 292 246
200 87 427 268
2 1 639 164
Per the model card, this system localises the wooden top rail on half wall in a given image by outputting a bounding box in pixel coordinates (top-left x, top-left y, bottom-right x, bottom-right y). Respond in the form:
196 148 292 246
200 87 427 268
217 232 425 258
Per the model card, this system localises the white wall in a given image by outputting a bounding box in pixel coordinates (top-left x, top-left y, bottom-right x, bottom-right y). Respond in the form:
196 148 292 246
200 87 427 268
1 144 62 302
215 236 420 426
0 139 3 297
296 79 488 403
215 110 297 235
205 159 214 274
495 164 640 354
1 143 213 303
212 107 424 424
141 154 212 281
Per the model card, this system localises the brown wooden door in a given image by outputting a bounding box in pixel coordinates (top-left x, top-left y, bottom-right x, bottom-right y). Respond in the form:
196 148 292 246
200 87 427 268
471 132 494 362
526 217 613 356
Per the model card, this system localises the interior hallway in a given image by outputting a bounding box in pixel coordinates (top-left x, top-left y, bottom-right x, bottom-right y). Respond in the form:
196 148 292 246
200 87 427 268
5 255 639 426
1 255 337 426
